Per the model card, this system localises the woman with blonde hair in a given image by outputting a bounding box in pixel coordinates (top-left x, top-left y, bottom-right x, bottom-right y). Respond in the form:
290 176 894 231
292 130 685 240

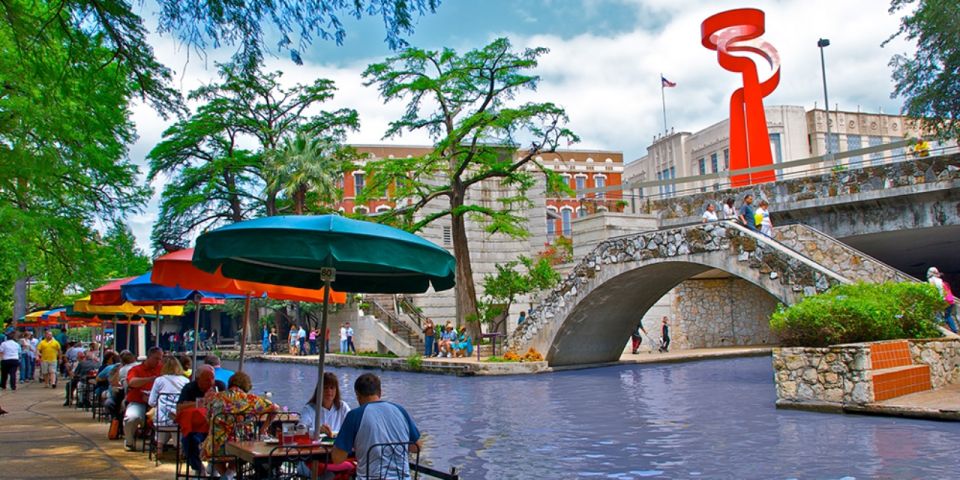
148 356 190 447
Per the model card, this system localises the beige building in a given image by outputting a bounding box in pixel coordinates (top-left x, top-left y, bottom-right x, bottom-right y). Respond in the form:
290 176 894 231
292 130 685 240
625 106 923 200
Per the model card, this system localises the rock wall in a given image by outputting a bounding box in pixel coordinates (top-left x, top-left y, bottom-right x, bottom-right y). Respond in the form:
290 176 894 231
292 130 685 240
773 345 874 406
672 279 779 349
774 224 914 283
908 339 960 389
773 339 960 408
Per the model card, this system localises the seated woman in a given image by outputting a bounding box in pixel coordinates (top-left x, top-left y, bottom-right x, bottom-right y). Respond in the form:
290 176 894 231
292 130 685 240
94 351 119 400
202 371 277 480
298 372 355 479
148 356 190 448
454 330 473 358
438 323 457 358
300 372 350 437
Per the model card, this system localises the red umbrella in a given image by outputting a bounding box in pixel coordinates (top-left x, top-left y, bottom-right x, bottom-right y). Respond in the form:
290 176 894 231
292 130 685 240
89 276 137 306
151 248 346 370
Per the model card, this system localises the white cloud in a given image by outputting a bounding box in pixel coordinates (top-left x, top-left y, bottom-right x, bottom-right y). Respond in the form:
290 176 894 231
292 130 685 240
125 0 913 252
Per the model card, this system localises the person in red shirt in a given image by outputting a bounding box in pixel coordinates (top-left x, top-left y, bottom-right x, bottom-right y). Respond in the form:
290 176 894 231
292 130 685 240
123 346 164 450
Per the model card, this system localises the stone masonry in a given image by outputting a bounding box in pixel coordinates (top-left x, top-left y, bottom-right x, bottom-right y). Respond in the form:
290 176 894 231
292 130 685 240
774 224 915 283
508 220 845 366
671 279 779 349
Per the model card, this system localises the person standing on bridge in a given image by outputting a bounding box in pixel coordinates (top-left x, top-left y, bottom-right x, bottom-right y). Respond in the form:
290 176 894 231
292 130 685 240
701 203 718 223
756 200 774 237
927 267 958 333
737 194 757 231
722 198 737 220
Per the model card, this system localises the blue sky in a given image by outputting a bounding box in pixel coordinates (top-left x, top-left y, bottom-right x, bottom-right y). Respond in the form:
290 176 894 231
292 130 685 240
126 0 913 252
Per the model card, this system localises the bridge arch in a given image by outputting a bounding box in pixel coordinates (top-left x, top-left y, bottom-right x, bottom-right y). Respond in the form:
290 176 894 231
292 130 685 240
508 221 845 366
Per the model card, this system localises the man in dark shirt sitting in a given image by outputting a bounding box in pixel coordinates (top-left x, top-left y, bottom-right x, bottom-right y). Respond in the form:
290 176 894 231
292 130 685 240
177 365 225 473
64 351 100 406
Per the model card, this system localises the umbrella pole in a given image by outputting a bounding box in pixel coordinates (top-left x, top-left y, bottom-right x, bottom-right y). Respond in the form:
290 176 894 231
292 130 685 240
313 281 331 440
125 315 132 352
238 295 251 372
113 317 118 351
191 295 201 381
155 304 162 348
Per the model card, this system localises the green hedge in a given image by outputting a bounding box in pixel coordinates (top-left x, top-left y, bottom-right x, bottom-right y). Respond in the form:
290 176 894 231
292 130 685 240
770 282 944 347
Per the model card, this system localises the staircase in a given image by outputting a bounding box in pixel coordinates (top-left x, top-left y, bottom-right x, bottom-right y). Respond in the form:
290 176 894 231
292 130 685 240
365 294 425 355
870 341 932 401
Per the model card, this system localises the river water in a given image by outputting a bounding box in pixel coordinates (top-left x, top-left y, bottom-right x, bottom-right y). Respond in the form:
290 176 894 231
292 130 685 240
227 356 960 479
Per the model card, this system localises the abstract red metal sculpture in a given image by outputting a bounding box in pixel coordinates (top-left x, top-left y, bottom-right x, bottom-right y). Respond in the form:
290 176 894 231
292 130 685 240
702 8 781 187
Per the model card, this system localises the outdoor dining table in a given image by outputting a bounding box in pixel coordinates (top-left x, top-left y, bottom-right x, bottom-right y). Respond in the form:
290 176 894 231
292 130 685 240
225 439 335 480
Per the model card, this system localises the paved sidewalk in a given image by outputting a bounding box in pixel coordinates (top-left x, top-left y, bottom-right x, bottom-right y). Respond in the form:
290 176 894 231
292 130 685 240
0 382 175 480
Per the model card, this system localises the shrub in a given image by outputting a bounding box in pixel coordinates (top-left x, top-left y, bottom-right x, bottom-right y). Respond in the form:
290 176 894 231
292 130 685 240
770 282 944 347
406 354 423 371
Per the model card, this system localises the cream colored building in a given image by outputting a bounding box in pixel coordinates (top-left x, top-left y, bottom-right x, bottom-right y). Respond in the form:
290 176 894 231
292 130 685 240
625 106 924 199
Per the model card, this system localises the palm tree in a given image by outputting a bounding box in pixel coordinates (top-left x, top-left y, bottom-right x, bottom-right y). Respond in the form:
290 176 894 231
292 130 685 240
265 133 350 214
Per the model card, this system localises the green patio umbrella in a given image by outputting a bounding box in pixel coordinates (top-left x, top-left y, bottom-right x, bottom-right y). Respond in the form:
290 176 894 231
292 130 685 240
192 215 456 439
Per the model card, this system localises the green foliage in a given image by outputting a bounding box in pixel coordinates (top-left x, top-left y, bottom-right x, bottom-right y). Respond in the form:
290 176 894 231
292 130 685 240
484 356 518 363
354 351 398 358
478 256 560 330
405 354 423 371
887 0 960 142
770 282 944 347
361 37 576 326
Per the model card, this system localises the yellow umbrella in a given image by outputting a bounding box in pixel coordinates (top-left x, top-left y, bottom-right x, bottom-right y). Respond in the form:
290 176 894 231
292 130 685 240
73 296 184 316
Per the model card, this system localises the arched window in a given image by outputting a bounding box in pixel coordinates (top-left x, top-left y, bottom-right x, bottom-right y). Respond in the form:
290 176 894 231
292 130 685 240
561 208 572 236
354 206 369 215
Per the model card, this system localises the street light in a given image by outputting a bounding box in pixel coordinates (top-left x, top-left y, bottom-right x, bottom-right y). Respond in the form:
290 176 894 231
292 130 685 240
817 38 832 156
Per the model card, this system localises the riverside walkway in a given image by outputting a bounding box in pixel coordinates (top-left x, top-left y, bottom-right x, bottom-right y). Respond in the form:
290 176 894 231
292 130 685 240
0 383 174 480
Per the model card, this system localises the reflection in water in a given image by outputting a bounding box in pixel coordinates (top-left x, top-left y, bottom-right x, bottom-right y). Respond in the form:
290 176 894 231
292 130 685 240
230 357 960 479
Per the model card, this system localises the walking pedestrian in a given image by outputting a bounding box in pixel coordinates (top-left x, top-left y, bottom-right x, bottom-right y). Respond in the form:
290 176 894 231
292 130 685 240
722 198 737 220
308 328 318 355
927 267 958 333
630 322 647 354
423 318 435 357
1 332 22 391
339 323 348 353
756 200 773 236
701 203 718 223
346 323 357 354
262 325 270 355
737 194 757 231
298 324 308 356
269 328 279 354
659 317 671 353
289 325 299 355
37 330 61 388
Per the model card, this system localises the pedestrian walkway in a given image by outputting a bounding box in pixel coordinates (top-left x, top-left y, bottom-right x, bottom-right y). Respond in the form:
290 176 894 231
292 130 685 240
0 382 174 480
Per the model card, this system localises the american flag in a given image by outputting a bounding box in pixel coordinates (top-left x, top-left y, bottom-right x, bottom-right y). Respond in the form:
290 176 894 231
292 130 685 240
661 75 677 88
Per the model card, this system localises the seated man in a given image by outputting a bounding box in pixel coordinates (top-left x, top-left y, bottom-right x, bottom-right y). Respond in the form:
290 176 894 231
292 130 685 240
332 373 421 480
64 351 100 406
123 347 163 451
176 365 226 474
204 354 234 386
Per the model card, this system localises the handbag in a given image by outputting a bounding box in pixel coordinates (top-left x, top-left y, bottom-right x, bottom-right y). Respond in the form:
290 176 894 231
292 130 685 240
108 418 122 440
944 282 955 305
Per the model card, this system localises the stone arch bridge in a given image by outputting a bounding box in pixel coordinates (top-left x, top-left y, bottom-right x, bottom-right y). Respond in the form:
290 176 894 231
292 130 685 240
507 220 910 367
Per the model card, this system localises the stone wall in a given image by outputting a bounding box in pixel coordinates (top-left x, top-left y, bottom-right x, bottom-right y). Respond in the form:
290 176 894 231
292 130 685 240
773 224 915 283
908 339 960 389
672 279 779 349
645 153 960 222
773 339 960 408
772 345 874 407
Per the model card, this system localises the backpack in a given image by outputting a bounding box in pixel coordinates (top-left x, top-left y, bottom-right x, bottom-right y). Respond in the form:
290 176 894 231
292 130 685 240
108 418 122 440
944 282 955 305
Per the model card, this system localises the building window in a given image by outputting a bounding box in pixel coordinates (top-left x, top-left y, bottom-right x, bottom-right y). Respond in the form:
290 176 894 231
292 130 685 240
375 205 391 213
698 158 706 176
710 153 718 173
769 133 783 176
847 134 863 164
546 209 557 238
594 176 606 199
353 172 365 196
723 149 730 170
354 206 369 215
656 171 663 197
561 208 572 236
868 136 884 165
575 176 586 199
668 167 676 197
576 206 587 218
442 225 452 246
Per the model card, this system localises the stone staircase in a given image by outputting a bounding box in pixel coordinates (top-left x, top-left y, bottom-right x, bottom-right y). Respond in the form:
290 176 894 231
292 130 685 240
870 340 932 401
365 294 424 355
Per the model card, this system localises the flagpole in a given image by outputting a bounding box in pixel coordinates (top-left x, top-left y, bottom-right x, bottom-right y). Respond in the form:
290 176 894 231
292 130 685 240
660 73 668 135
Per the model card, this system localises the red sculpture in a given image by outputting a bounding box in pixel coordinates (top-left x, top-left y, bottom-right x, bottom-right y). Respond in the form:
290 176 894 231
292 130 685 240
702 8 781 187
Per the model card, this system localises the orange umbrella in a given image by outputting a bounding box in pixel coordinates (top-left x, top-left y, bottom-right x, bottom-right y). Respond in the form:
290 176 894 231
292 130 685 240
151 248 346 370
151 249 347 303
89 276 138 305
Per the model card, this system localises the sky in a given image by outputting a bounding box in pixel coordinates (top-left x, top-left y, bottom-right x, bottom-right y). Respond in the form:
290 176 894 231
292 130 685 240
125 0 914 253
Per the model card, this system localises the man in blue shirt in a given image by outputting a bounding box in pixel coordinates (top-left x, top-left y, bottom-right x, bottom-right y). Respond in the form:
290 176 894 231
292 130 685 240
203 354 234 385
737 194 757 231
333 373 421 480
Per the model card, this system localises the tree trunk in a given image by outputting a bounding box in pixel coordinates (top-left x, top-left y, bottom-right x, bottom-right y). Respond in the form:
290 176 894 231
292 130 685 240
450 212 480 339
12 264 27 327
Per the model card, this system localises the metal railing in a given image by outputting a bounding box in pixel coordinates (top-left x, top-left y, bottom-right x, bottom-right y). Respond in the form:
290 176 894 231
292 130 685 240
366 297 422 349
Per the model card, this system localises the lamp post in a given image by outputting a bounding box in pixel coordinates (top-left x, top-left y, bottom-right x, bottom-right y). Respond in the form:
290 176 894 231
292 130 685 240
817 38 832 157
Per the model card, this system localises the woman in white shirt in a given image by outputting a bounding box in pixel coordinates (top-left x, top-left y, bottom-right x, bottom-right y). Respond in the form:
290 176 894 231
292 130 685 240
148 356 190 447
756 200 774 236
300 372 350 437
701 203 718 223
0 332 22 391
722 198 737 220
